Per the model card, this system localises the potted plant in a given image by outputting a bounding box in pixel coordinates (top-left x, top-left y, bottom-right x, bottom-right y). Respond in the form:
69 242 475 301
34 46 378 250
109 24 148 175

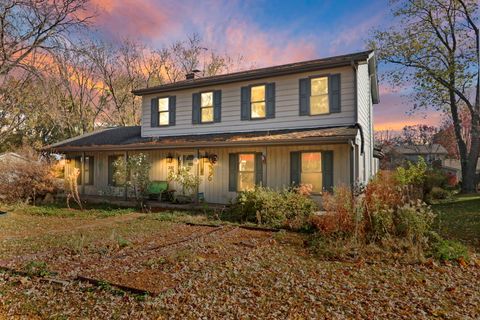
167 167 201 204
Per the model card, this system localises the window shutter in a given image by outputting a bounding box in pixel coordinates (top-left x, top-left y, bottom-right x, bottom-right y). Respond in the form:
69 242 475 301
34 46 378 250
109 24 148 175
290 152 301 186
229 153 238 192
322 151 334 192
213 90 222 122
266 83 275 119
151 98 159 127
240 86 251 120
329 74 341 113
299 78 310 116
192 93 200 124
88 156 94 185
169 96 176 125
255 153 263 186
108 156 115 186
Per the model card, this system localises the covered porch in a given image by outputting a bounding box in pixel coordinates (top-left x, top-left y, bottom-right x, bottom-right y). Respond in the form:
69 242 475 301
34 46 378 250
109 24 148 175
46 125 361 205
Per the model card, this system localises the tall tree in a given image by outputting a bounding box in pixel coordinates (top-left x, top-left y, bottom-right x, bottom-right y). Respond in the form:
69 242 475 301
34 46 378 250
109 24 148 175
370 0 479 193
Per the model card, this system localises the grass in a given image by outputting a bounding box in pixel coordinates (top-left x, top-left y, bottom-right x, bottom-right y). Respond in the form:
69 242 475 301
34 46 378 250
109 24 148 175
13 202 136 218
432 193 480 247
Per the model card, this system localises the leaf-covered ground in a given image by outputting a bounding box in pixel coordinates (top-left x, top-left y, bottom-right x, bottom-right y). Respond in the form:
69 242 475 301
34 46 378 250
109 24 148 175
0 205 479 319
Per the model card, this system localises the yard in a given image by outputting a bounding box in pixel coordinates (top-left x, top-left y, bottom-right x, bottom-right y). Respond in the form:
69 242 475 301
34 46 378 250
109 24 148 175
0 200 479 319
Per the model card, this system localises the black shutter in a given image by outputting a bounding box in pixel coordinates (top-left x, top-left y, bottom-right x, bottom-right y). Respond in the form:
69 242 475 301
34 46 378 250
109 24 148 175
229 153 238 192
290 152 301 186
322 151 334 192
169 96 176 125
151 98 159 127
192 93 200 124
88 156 94 185
329 74 341 113
108 156 115 186
213 90 222 122
266 83 275 119
299 78 310 116
240 86 251 120
255 153 263 186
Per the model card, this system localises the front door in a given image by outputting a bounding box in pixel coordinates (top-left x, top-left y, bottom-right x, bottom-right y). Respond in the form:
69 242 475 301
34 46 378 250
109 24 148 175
177 153 206 200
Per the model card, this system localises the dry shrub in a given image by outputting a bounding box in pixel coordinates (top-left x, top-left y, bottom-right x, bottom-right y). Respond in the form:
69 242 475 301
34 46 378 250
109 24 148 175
311 186 359 237
0 158 59 204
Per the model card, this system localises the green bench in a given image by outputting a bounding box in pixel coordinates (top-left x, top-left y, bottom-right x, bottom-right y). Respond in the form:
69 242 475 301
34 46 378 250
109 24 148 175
147 181 173 201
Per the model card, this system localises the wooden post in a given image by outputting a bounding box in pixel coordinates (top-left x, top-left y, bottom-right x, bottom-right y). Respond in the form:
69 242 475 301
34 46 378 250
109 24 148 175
124 151 128 201
81 151 86 195
195 148 200 204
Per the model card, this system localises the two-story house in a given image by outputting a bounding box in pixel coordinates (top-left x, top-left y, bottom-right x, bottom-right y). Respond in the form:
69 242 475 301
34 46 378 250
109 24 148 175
46 50 380 204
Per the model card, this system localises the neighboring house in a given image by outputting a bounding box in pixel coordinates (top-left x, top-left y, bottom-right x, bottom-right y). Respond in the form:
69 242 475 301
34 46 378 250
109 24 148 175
382 144 448 169
45 50 380 204
442 158 480 182
0 152 30 164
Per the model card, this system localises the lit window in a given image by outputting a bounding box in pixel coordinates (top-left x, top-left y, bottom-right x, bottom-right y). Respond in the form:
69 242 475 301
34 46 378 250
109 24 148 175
158 97 170 125
238 153 255 191
310 77 329 115
301 152 322 193
201 92 214 123
250 85 266 119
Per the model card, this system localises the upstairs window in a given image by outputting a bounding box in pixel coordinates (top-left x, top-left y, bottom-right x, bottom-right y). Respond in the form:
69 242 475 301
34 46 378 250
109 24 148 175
310 77 329 115
201 92 214 123
158 97 170 126
250 85 266 119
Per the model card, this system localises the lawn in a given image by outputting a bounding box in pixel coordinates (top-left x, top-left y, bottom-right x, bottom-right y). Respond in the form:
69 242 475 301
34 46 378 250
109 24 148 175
0 202 479 319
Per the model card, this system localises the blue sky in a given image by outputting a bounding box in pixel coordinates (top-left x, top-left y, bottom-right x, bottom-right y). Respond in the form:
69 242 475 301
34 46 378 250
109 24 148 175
88 0 444 131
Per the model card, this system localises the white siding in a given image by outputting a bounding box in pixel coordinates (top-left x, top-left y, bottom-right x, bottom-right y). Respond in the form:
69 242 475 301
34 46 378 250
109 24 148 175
141 66 356 137
356 62 375 183
68 144 350 204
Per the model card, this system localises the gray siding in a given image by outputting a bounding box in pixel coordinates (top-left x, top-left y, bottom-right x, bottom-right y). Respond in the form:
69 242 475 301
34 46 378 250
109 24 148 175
141 67 355 137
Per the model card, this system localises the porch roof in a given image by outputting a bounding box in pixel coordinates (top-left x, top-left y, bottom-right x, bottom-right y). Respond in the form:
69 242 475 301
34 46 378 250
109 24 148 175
44 125 358 152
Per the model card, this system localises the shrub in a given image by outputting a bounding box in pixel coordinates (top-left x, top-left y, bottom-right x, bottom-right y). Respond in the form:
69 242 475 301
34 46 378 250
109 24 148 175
312 186 359 237
0 158 59 204
114 153 151 205
423 170 448 194
395 157 427 187
228 186 317 229
430 238 469 261
425 187 452 203
394 200 435 245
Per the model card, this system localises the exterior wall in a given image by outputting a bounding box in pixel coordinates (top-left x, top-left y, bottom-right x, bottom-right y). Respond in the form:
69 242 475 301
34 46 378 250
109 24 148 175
141 66 356 137
65 143 350 204
356 62 375 184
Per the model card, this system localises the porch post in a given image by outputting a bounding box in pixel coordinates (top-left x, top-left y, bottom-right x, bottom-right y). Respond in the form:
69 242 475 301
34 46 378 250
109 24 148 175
124 151 128 201
81 151 86 195
195 148 200 204
349 140 355 188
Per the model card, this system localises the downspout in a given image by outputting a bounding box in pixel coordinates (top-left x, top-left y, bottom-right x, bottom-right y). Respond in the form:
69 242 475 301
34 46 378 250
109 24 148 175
351 60 358 124
124 151 128 201
349 139 356 188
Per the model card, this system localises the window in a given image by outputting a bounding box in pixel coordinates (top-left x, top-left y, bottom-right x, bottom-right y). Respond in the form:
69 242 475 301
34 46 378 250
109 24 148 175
238 153 255 191
200 92 214 123
250 85 266 119
158 97 170 126
71 156 94 185
108 155 125 186
310 77 329 115
301 152 322 193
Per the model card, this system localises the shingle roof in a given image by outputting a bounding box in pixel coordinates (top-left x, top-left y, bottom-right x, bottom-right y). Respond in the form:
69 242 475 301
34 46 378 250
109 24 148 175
393 144 448 155
132 50 374 96
44 126 358 152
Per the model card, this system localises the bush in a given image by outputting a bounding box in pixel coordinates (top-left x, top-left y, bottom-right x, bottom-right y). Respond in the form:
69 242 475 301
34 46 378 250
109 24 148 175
430 238 469 261
311 186 360 237
0 158 59 204
394 200 435 245
423 170 448 194
228 186 317 229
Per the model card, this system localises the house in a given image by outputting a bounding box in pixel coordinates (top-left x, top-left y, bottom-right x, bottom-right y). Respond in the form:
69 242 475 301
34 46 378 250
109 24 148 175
45 50 380 204
382 144 448 169
441 158 480 183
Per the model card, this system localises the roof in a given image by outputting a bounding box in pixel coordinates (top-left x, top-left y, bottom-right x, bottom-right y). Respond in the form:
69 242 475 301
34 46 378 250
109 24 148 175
133 50 374 96
393 144 448 155
44 125 358 152
0 152 30 162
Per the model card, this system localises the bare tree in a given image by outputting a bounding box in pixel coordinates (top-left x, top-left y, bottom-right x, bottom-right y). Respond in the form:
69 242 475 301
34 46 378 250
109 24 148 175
369 0 479 193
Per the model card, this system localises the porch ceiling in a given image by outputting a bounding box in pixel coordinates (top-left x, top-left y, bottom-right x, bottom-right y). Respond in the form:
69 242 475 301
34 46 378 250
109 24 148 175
44 125 358 152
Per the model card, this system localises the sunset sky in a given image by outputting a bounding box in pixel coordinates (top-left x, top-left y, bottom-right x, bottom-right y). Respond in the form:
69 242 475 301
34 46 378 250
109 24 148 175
86 0 444 131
